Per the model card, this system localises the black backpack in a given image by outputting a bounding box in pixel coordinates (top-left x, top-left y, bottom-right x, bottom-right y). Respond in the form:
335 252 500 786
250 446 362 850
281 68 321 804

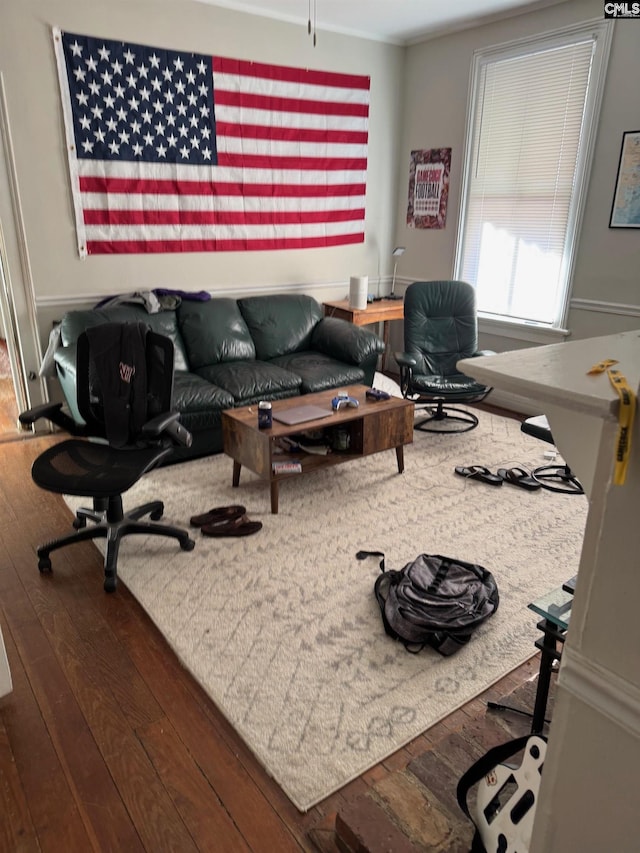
358 550 499 656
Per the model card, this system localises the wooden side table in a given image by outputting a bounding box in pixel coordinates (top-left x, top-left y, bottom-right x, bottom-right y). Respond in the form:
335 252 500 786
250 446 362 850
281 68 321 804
322 298 404 372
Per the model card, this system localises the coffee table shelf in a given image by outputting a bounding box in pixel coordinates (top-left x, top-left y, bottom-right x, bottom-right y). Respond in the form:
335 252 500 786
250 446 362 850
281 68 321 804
221 385 414 513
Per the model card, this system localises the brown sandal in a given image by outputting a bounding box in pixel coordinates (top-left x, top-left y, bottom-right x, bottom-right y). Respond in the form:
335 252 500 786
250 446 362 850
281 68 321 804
201 514 262 537
190 505 246 527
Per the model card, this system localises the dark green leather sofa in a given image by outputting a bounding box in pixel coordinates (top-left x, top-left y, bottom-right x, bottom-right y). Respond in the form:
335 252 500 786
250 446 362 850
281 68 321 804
53 293 385 461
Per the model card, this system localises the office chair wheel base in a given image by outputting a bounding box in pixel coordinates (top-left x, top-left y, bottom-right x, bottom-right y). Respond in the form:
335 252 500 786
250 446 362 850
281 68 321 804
414 406 479 434
150 508 163 521
73 516 86 530
104 575 117 594
38 557 52 573
181 537 196 551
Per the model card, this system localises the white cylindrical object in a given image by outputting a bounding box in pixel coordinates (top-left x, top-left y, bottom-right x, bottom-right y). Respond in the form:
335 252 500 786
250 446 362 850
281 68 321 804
349 275 368 310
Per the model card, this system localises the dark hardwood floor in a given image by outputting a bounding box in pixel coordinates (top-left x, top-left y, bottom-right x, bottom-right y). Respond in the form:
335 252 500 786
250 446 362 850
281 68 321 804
0 401 541 852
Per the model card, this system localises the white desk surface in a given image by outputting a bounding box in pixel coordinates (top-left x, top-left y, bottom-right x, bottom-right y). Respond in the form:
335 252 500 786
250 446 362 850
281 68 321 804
459 330 640 419
461 330 640 853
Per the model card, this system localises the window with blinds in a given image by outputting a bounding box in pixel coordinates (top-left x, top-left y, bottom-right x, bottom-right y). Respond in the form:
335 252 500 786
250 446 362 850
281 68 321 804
454 21 612 329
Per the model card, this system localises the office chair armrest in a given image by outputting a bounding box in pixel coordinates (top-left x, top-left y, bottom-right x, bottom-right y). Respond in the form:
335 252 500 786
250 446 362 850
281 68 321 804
19 401 88 435
393 351 418 368
142 411 193 448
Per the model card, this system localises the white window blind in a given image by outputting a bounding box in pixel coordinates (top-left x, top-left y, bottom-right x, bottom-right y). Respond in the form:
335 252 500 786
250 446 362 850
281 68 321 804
455 22 612 328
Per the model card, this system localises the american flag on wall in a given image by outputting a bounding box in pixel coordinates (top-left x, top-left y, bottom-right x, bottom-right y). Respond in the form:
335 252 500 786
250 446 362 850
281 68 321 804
52 28 370 256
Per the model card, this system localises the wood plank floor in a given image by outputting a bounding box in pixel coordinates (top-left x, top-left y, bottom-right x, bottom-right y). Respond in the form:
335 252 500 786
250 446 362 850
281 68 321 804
0 406 540 852
0 376 21 442
0 339 20 442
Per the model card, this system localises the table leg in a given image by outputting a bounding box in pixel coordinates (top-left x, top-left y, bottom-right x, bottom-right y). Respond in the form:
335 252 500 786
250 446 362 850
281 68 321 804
396 445 404 473
381 320 390 372
232 461 241 487
270 481 279 514
531 619 557 734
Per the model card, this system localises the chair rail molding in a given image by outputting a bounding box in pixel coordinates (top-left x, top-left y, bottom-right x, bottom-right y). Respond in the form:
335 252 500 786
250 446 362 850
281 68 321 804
36 278 365 310
570 297 640 318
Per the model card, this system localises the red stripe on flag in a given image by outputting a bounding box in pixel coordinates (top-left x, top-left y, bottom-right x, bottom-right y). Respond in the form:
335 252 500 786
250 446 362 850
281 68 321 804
215 153 367 171
87 231 365 254
214 89 368 118
79 176 366 197
215 121 368 145
212 56 370 91
83 208 365 226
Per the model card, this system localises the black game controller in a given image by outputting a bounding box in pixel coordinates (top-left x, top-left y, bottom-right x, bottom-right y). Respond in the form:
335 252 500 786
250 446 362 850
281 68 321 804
366 388 391 401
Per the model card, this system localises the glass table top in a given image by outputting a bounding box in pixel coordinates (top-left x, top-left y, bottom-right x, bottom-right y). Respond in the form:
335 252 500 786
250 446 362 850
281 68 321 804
528 585 574 631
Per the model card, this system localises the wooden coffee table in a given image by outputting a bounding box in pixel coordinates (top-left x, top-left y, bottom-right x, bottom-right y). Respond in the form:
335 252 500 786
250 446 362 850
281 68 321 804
221 385 414 513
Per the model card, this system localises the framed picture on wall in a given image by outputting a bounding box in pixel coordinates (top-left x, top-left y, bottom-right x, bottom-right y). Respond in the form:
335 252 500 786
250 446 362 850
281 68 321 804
609 130 640 228
407 148 451 229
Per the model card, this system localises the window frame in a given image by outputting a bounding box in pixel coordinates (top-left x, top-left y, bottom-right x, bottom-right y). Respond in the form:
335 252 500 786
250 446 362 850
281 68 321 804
453 19 613 335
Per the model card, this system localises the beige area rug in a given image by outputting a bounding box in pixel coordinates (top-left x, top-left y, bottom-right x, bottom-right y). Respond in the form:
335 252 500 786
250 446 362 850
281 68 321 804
65 406 588 812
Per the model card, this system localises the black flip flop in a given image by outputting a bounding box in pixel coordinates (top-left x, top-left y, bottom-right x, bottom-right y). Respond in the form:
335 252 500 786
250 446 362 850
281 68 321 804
201 514 263 537
497 467 541 491
454 465 503 486
190 504 246 527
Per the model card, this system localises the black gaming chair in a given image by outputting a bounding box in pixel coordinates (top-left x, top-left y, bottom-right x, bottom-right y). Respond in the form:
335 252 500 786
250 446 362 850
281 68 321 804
394 281 494 432
19 322 195 592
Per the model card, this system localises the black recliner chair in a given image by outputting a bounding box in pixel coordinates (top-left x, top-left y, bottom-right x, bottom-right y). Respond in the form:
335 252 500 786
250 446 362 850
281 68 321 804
19 322 195 592
394 280 494 432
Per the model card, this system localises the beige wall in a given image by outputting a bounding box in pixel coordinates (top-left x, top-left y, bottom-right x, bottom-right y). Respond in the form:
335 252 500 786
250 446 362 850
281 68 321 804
397 0 640 355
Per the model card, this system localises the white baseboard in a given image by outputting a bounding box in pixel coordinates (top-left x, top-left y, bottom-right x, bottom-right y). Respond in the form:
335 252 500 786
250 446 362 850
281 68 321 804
485 387 541 417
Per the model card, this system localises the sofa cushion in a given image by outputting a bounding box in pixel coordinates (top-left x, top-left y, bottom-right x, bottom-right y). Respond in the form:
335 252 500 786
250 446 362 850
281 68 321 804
238 294 323 361
169 373 235 435
271 352 365 393
172 371 234 413
196 360 301 403
59 306 190 371
178 298 255 368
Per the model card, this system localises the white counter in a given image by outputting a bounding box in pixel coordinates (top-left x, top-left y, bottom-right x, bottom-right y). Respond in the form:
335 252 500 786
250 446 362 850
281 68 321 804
459 330 640 853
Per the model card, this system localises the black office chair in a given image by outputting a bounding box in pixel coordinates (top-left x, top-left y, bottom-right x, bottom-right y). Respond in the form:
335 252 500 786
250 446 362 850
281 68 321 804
19 322 195 592
394 281 494 432
521 415 584 495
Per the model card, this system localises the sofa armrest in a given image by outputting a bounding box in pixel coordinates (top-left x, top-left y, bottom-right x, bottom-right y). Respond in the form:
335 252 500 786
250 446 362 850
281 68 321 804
312 317 385 365
53 344 84 423
54 344 76 378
